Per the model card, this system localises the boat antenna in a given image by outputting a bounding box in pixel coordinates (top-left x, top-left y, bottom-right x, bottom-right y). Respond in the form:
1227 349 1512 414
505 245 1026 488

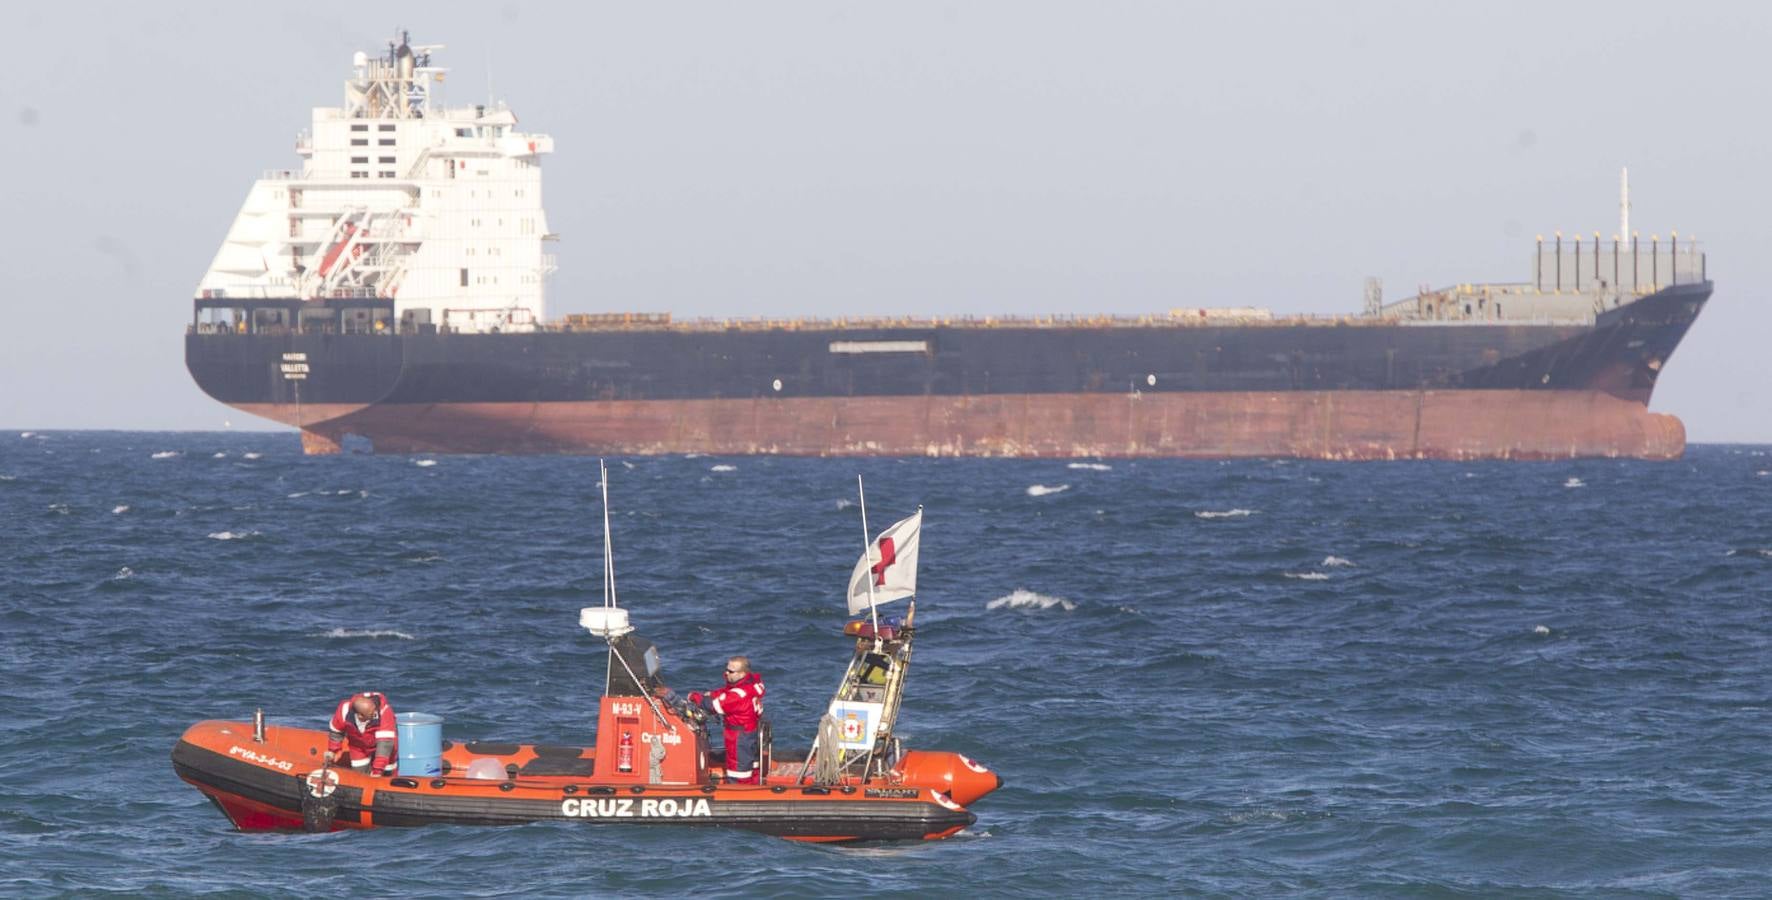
857 475 880 634
1620 166 1630 250
601 458 616 610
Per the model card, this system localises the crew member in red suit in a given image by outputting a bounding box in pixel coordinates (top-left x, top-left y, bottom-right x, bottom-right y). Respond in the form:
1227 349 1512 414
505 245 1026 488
688 656 766 784
327 691 399 776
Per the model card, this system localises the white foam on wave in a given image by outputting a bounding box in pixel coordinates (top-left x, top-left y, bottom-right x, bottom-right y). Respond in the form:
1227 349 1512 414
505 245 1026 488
836 498 855 510
113 566 134 581
243 452 263 460
212 452 228 459
1195 508 1254 519
1026 484 1069 497
287 491 309 498
0 475 15 481
1564 477 1585 488
620 460 635 469
1757 470 1770 477
112 505 130 515
1066 462 1112 471
986 589 1077 612
1533 624 1552 636
1284 572 1330 581
207 530 262 541
710 464 737 472
20 432 34 439
1321 555 1354 567
150 451 179 460
1725 548 1772 559
414 459 438 467
318 628 416 641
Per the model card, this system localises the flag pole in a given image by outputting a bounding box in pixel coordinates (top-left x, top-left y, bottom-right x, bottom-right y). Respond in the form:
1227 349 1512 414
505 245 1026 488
857 475 880 634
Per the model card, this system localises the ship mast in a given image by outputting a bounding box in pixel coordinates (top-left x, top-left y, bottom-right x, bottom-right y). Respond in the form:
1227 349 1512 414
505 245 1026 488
1620 167 1630 246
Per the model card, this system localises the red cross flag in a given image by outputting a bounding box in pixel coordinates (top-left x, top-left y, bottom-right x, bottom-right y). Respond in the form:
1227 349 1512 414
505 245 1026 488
847 509 922 615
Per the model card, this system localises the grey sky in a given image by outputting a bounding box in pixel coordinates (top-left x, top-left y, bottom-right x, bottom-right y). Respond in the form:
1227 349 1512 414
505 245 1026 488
4 2 1768 440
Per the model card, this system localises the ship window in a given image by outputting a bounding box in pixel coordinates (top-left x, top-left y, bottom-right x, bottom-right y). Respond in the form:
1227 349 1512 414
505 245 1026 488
456 128 472 137
350 124 368 132
1497 303 1503 317
351 139 368 146
460 268 469 287
378 156 395 164
378 171 395 178
350 171 367 179
378 124 396 132
1465 304 1472 315
378 138 395 146
351 156 367 164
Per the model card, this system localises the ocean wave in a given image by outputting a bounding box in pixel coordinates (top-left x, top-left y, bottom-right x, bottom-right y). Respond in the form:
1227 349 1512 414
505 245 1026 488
150 451 179 460
986 589 1077 612
287 491 309 498
836 498 855 510
112 505 129 515
1321 555 1354 567
1725 548 1772 559
19 432 33 438
1026 484 1069 497
243 452 263 460
1195 508 1254 519
1564 477 1586 488
1284 572 1330 580
1067 463 1112 471
212 452 227 459
414 459 438 467
710 464 737 472
112 566 134 581
1534 624 1552 635
317 628 416 640
206 530 262 541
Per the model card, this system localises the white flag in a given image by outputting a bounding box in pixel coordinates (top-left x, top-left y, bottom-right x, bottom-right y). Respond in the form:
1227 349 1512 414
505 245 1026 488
847 509 922 615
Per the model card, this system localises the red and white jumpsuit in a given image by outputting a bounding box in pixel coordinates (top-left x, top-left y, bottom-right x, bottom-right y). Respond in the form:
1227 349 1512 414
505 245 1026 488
327 692 399 776
692 673 765 783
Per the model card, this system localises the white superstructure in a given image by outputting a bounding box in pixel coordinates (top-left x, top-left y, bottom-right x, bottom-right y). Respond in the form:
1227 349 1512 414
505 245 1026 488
196 32 555 333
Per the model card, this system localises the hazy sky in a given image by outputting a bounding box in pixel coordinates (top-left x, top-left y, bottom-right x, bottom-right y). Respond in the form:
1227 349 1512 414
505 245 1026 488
4 2 1768 440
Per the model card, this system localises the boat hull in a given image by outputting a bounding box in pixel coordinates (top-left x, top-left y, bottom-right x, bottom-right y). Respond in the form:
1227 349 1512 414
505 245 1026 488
172 721 981 842
186 282 1709 459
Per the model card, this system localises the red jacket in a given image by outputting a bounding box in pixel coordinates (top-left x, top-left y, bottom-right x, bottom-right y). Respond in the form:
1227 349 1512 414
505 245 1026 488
327 693 398 774
696 672 765 732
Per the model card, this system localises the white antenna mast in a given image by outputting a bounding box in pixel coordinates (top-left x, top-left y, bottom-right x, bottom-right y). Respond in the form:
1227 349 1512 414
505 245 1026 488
1620 167 1630 246
857 475 880 633
601 459 617 610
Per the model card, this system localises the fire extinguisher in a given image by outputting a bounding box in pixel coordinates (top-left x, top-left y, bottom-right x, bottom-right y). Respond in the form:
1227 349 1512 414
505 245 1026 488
617 731 634 773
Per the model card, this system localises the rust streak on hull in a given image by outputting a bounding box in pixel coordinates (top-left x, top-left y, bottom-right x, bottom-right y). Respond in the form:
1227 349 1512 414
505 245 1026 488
242 390 1686 460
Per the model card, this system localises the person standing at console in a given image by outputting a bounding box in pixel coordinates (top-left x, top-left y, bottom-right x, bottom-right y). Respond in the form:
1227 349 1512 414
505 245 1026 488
688 657 766 784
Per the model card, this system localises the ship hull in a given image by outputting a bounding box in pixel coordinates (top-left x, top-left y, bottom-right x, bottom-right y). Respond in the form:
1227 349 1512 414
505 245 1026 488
188 282 1709 460
234 389 1683 460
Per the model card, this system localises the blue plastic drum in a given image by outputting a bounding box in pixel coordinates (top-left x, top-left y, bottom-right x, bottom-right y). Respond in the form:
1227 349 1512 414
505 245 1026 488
396 712 445 776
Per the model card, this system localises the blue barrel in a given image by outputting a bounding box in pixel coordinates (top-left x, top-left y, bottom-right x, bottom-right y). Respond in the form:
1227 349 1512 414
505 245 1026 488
396 712 444 776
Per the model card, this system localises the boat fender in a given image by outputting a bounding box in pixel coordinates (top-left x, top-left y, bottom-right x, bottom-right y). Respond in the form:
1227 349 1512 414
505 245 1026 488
629 786 646 794
498 782 514 792
587 786 616 795
430 779 447 789
390 777 418 789
770 786 786 794
562 785 579 795
700 785 717 794
801 787 830 796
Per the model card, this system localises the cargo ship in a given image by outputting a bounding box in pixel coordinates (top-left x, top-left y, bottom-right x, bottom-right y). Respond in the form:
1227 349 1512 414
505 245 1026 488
188 34 1711 459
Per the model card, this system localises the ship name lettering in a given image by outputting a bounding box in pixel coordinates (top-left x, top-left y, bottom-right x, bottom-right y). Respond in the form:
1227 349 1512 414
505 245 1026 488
561 797 710 818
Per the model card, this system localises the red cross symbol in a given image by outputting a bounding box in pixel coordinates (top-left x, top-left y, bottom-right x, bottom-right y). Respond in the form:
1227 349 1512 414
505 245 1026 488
870 537 897 587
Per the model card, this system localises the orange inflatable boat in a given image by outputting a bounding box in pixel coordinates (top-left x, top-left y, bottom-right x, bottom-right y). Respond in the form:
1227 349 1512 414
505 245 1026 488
174 477 997 841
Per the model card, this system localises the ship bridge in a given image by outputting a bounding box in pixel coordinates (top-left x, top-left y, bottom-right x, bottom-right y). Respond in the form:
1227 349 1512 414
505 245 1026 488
193 30 555 336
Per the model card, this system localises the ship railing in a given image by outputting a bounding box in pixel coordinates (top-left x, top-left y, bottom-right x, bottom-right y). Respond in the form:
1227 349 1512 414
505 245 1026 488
262 169 304 181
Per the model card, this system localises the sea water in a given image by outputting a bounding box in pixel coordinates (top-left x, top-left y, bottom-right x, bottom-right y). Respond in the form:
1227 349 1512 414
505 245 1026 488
2 432 1770 895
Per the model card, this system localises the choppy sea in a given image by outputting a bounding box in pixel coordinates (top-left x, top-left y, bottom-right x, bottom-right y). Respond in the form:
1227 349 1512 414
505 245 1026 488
3 431 1771 896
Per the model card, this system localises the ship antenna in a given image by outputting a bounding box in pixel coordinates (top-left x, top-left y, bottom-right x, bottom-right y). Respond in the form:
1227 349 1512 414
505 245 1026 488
856 475 880 635
601 458 616 610
1620 167 1630 249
